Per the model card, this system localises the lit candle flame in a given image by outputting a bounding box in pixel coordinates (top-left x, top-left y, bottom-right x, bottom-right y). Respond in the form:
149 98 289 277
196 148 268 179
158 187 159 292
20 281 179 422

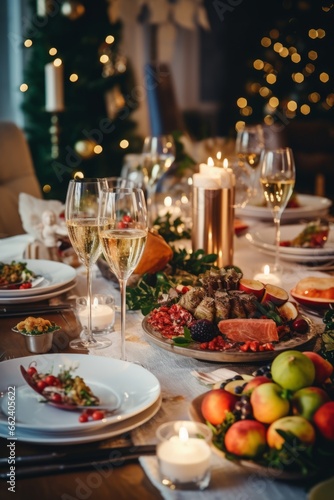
179 426 189 443
207 157 214 167
223 158 228 169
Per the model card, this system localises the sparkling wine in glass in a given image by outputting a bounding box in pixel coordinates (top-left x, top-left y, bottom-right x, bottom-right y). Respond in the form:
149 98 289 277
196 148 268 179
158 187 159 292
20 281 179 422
98 188 148 361
235 124 265 200
259 147 296 272
142 135 175 225
65 178 112 350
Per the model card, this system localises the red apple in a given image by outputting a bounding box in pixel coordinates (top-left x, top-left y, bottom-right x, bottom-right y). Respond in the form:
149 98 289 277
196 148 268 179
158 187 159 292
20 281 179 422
239 279 265 299
242 375 272 395
250 382 290 424
261 284 289 306
313 401 334 441
224 420 267 458
201 389 238 425
267 415 316 449
302 351 334 384
291 386 330 420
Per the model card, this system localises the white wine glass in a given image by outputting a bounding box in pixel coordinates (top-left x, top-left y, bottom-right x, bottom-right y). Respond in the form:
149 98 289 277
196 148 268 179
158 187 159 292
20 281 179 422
142 135 175 225
235 124 265 199
98 188 148 361
65 178 112 350
259 147 296 272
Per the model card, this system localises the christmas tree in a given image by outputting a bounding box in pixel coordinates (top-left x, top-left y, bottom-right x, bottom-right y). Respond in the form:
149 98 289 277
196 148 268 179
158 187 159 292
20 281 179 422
21 0 140 202
233 0 334 127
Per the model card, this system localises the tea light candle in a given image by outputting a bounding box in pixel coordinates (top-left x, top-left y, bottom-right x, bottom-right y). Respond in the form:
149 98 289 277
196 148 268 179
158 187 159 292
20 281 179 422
156 421 212 489
254 264 282 286
76 296 115 331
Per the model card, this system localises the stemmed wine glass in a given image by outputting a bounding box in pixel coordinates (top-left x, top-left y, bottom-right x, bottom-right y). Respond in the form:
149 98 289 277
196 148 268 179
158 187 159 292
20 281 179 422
98 188 148 361
235 124 265 199
142 135 175 225
65 178 112 350
259 147 296 272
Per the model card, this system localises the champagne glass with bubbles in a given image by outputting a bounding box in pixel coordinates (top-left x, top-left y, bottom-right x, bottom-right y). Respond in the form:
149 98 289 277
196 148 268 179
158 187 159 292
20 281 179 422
65 178 112 350
142 135 175 225
98 188 148 361
259 147 296 272
235 124 265 200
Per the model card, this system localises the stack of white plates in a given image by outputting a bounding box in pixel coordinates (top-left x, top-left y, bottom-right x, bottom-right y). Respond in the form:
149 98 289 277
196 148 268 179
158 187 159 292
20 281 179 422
0 260 77 304
236 194 332 222
246 223 334 263
0 354 161 444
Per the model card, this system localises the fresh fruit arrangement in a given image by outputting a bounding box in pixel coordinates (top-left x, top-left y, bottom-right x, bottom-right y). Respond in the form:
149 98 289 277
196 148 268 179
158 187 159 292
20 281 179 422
145 267 311 354
198 350 334 476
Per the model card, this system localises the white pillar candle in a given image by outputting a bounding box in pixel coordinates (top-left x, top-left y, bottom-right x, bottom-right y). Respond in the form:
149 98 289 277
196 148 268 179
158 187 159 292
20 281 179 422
77 299 114 330
157 427 211 484
45 61 65 112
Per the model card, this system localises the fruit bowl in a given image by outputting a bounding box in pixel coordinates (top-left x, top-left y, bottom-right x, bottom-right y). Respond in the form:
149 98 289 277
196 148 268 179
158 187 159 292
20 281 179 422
189 393 305 480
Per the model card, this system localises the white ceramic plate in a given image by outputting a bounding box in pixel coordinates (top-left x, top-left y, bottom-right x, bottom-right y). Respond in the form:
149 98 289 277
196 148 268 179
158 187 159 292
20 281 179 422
0 279 77 304
0 260 76 297
0 354 161 433
0 396 162 445
246 224 334 261
236 194 332 221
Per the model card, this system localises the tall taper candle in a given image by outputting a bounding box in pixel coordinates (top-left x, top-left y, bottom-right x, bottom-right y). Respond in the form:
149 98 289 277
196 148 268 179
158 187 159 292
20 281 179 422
45 61 64 112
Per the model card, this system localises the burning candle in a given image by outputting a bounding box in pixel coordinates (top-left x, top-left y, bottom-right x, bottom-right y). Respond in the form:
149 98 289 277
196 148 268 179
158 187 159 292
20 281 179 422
193 157 234 189
45 60 65 112
254 264 282 286
76 295 115 332
156 421 212 490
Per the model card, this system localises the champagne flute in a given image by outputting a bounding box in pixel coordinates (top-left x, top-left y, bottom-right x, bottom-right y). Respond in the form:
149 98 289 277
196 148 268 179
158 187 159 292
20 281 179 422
98 188 148 361
259 147 296 272
142 135 175 225
235 124 265 199
65 178 112 350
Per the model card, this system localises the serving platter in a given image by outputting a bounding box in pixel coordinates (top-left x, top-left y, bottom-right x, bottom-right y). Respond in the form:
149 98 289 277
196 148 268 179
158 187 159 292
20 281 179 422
189 393 308 480
142 316 316 363
236 194 332 221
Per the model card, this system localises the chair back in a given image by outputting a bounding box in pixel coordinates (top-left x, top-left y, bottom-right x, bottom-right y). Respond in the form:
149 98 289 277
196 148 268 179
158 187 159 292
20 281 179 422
0 121 42 237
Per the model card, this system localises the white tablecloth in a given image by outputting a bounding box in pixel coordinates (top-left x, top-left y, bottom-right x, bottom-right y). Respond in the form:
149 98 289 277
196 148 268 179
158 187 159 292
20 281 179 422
67 233 327 500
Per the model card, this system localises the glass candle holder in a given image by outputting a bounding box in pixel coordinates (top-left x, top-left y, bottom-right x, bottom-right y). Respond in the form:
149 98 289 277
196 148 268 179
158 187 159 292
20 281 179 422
156 420 212 491
75 294 115 335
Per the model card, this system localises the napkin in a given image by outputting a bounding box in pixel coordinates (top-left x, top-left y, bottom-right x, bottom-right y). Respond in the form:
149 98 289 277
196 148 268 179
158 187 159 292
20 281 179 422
0 234 36 261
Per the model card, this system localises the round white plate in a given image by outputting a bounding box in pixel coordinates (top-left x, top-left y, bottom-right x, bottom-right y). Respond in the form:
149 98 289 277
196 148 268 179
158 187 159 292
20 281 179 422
236 194 332 221
0 260 76 297
246 224 334 260
0 279 77 304
0 396 162 445
0 354 161 433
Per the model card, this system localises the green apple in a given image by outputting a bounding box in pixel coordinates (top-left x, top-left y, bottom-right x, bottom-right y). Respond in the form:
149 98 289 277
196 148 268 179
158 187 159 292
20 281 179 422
271 350 315 391
291 386 330 420
250 382 290 424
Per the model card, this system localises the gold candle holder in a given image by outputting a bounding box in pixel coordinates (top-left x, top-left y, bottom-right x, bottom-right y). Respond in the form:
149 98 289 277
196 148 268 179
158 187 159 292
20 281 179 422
192 186 235 268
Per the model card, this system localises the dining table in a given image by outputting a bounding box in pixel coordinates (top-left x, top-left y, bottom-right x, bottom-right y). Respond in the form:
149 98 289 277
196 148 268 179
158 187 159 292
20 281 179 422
0 226 333 500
